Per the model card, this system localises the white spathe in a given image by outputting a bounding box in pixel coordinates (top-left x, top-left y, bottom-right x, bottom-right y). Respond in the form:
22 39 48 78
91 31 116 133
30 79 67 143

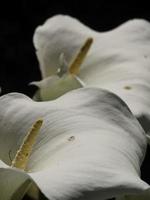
0 88 149 200
33 15 150 121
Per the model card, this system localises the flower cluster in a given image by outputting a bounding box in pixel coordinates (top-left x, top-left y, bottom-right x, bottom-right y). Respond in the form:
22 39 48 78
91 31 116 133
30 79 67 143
1 15 150 200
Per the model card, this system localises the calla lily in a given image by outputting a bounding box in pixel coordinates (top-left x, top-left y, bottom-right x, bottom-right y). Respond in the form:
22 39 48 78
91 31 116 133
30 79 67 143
32 15 150 132
0 88 149 200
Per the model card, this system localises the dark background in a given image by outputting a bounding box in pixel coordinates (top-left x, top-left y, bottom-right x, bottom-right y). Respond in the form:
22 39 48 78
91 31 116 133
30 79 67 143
0 0 150 185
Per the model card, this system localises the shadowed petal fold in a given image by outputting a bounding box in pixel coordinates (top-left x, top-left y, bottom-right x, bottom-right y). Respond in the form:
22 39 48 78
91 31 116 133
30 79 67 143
0 161 31 200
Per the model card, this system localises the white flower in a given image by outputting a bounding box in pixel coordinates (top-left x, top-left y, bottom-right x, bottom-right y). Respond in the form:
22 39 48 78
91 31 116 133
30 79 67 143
32 15 150 132
0 88 149 200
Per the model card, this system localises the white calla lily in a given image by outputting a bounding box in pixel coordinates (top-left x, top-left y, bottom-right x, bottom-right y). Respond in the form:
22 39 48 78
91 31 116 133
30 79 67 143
32 15 150 132
0 88 149 200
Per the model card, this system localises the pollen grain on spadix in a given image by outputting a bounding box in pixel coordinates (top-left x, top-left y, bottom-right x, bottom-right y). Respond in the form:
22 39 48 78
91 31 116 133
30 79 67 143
69 37 93 75
11 119 43 171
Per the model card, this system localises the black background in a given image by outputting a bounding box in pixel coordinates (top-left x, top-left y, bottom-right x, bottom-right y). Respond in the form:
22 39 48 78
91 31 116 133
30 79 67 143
0 0 150 185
